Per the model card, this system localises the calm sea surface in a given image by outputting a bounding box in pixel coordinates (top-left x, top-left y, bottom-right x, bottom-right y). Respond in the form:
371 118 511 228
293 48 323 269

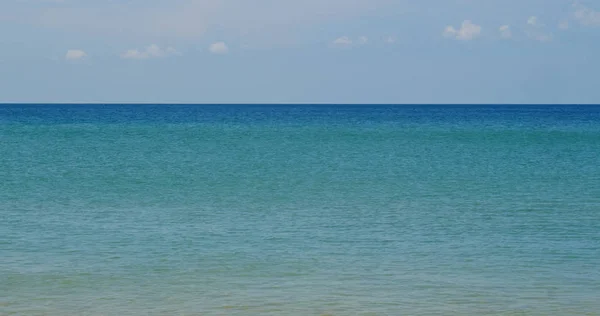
1 105 600 315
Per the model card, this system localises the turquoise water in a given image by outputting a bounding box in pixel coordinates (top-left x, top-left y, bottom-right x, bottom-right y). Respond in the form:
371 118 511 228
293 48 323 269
1 105 600 315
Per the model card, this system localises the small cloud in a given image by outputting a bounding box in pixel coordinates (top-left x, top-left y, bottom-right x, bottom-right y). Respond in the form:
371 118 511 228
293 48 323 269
65 49 87 61
332 36 353 46
526 16 552 42
166 47 180 55
499 25 512 39
443 26 457 38
527 16 541 27
332 36 370 47
573 3 600 26
443 20 482 41
386 36 396 44
120 44 180 59
121 49 144 59
209 42 229 54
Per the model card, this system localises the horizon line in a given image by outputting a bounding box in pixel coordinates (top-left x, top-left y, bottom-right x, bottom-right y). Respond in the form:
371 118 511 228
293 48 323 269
1 102 599 106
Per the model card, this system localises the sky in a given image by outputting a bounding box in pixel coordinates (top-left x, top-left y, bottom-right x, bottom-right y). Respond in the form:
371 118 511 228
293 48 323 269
1 0 599 104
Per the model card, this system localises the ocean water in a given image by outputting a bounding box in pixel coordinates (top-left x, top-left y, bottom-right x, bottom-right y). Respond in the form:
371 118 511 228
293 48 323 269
1 104 600 315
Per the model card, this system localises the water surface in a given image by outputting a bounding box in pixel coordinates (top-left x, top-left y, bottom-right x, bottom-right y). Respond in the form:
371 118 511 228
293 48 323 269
1 104 600 315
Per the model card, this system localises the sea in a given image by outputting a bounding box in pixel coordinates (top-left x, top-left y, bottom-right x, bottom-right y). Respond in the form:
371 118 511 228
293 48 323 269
1 104 600 315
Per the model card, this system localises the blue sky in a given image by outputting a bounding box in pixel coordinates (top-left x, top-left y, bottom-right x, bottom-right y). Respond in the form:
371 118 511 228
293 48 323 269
1 0 599 103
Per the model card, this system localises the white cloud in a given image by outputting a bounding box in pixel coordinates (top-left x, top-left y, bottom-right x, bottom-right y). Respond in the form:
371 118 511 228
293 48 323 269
499 25 512 39
65 49 86 60
386 36 396 44
559 20 570 30
332 36 369 47
121 49 143 59
573 3 600 26
527 16 541 27
332 36 353 46
443 20 482 41
526 16 552 42
443 26 456 37
209 42 229 54
120 44 180 59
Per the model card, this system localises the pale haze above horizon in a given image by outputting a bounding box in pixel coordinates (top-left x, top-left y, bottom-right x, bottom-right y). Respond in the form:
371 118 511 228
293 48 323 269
1 0 599 104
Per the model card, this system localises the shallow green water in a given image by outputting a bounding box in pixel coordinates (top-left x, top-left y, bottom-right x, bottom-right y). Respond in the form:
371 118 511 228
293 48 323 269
1 105 600 315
